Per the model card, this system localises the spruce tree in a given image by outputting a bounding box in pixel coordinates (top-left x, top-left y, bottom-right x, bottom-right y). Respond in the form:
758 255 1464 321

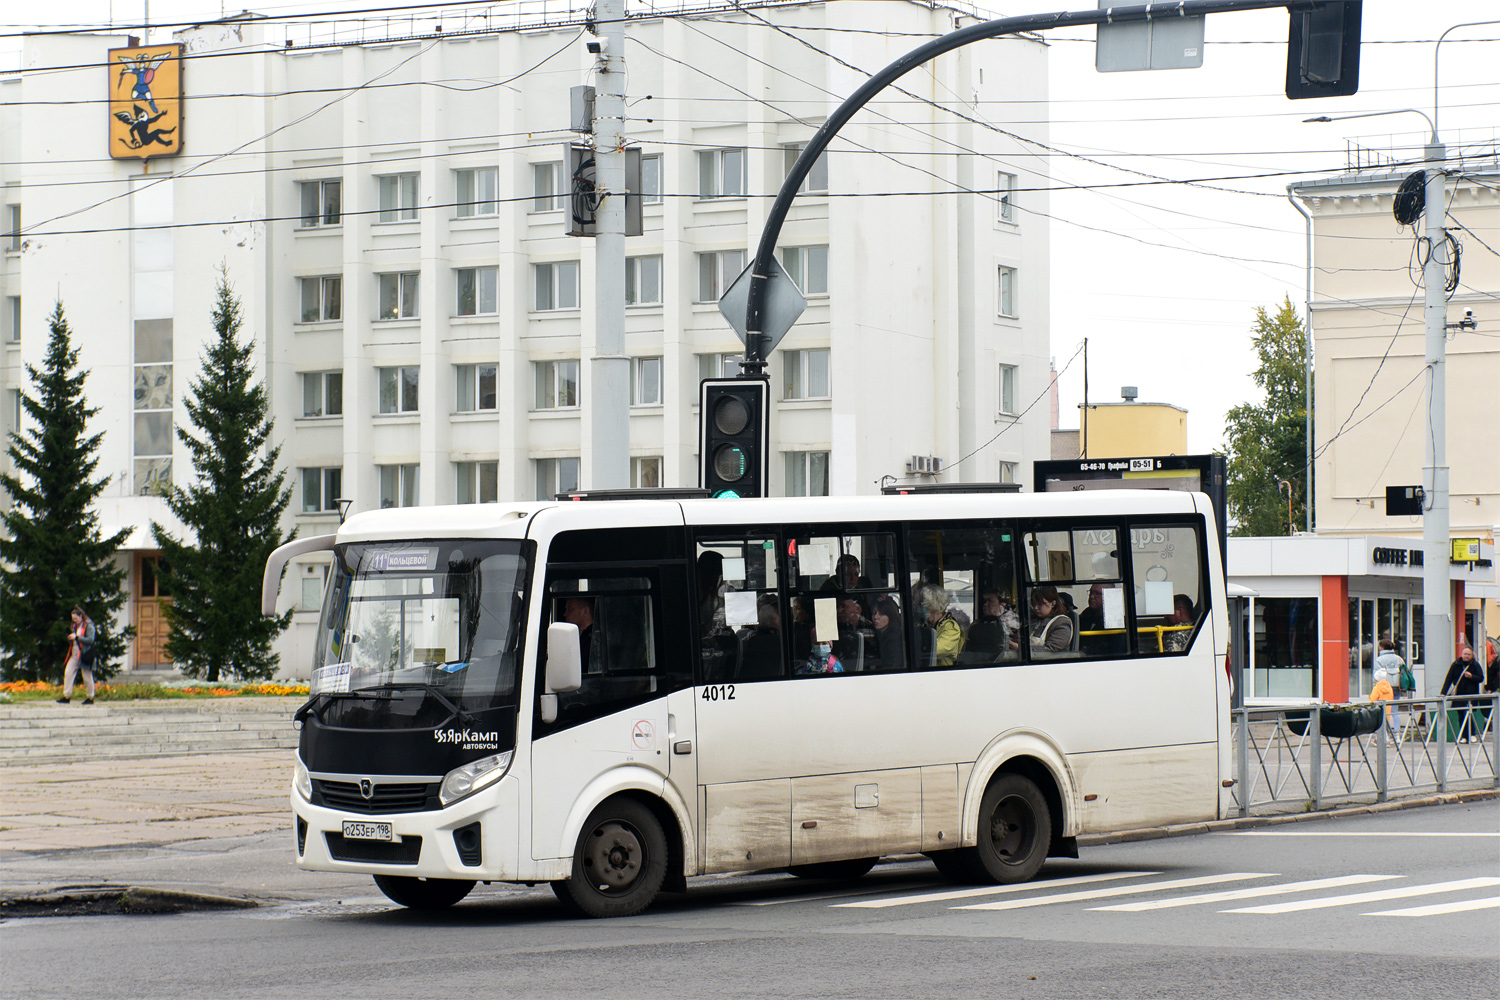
1225 296 1311 536
152 273 295 681
0 303 131 682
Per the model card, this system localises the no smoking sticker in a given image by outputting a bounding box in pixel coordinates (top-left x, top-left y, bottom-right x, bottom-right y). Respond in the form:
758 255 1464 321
631 720 655 749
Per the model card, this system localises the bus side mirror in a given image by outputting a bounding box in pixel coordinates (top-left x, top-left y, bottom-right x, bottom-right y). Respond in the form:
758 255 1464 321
541 623 583 724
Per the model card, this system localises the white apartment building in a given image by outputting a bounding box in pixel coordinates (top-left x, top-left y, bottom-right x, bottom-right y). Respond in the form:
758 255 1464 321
0 0 1052 675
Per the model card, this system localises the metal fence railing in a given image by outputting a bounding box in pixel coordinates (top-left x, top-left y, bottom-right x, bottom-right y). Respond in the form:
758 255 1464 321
1231 694 1499 816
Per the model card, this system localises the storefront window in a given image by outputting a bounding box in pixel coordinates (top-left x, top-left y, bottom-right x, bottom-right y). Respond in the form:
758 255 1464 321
1251 597 1319 699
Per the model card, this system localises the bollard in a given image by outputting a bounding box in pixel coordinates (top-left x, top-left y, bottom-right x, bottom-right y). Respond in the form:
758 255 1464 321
1437 695 1448 793
1236 707 1250 818
1310 702 1322 811
1376 711 1388 803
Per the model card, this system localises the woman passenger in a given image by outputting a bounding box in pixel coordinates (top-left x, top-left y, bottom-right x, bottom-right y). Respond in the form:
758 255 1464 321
870 595 906 672
1024 585 1073 654
917 584 964 667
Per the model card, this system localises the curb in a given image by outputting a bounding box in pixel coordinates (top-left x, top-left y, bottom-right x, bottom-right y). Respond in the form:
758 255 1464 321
0 884 262 916
1079 788 1500 846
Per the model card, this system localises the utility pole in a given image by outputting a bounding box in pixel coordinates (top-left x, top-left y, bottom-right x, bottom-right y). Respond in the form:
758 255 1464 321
1420 135 1450 692
589 0 629 489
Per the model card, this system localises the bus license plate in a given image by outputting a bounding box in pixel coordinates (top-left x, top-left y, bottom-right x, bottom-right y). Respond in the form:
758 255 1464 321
342 820 393 842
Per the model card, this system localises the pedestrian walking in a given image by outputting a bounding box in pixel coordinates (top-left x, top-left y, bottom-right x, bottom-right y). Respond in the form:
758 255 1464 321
57 605 97 705
1441 646 1484 742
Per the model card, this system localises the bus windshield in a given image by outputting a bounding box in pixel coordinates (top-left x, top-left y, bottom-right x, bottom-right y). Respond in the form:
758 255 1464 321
312 540 529 720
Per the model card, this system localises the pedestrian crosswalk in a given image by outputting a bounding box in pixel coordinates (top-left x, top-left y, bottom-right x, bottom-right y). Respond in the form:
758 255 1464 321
781 869 1500 918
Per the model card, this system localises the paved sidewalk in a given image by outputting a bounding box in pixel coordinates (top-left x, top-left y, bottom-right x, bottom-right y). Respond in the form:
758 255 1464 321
0 749 291 852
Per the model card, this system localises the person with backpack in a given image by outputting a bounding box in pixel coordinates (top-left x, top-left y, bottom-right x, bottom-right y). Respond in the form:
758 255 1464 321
58 606 97 705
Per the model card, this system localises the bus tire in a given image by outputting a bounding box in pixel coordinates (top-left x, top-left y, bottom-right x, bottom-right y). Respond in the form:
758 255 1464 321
553 797 668 918
372 874 475 910
786 857 878 880
972 774 1051 884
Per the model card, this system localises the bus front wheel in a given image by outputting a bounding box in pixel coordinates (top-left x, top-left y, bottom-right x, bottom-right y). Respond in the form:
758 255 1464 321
553 797 668 918
372 874 475 909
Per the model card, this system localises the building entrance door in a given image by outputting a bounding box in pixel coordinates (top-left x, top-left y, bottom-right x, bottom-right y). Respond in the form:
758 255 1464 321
134 554 172 668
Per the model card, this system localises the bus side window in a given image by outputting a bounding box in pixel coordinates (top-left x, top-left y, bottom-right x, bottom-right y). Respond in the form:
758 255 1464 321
904 522 1019 670
695 535 784 684
540 575 662 731
1020 525 1122 661
1130 524 1203 655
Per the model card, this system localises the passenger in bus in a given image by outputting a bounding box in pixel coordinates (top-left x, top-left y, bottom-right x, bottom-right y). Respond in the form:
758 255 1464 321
561 597 598 673
790 595 814 662
820 554 873 594
1078 583 1126 655
870 595 906 672
738 597 783 681
1164 594 1196 652
696 550 727 635
964 588 1011 662
833 597 872 668
918 584 965 666
1016 586 1073 655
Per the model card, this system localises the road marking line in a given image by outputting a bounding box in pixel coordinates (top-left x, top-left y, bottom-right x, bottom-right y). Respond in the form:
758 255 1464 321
1224 877 1500 914
734 880 934 906
1364 896 1500 917
1088 874 1399 912
1223 831 1500 838
833 871 1160 909
955 873 1273 911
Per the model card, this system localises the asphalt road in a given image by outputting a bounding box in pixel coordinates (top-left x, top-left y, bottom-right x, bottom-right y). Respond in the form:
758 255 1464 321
2 799 1496 1000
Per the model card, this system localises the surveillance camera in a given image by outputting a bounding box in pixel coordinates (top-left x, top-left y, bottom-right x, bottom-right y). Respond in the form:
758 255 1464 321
586 38 605 55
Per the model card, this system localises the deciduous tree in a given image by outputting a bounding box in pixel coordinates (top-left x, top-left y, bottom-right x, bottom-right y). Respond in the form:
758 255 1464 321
0 303 131 681
1225 297 1310 536
152 273 294 681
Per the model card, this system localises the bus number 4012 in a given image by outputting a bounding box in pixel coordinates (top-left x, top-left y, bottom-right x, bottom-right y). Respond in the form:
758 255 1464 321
701 685 736 702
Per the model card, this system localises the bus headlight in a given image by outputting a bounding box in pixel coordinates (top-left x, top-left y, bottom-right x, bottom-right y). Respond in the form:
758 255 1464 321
294 757 313 801
439 751 514 807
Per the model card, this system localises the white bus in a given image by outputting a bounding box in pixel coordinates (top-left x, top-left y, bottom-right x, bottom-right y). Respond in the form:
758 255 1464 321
264 489 1230 917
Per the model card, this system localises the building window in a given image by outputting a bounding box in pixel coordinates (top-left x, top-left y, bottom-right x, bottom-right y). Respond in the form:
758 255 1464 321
377 272 419 320
377 174 418 223
631 356 663 406
455 266 497 316
455 167 498 218
299 180 341 228
534 261 580 311
300 566 329 611
5 204 20 251
456 363 498 412
299 275 342 323
631 456 662 489
456 461 499 504
697 353 743 381
4 296 17 342
785 451 829 497
133 318 173 496
698 148 746 200
998 363 1016 414
378 366 419 414
782 348 830 400
641 154 662 205
782 143 829 194
997 171 1016 223
533 161 563 212
697 250 745 302
780 245 828 296
999 461 1018 484
301 371 343 417
379 463 419 508
300 467 342 513
998 265 1016 318
626 255 662 305
534 359 579 409
535 457 579 500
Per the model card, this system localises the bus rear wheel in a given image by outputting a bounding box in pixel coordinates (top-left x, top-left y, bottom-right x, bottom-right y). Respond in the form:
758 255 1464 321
786 857 878 880
372 874 475 910
930 774 1051 885
553 797 668 918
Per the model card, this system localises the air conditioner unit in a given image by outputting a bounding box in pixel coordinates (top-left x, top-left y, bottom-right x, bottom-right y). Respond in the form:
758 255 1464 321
906 455 940 475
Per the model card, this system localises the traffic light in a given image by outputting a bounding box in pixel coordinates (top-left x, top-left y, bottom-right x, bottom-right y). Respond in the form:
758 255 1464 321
1286 1 1362 100
699 378 768 499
